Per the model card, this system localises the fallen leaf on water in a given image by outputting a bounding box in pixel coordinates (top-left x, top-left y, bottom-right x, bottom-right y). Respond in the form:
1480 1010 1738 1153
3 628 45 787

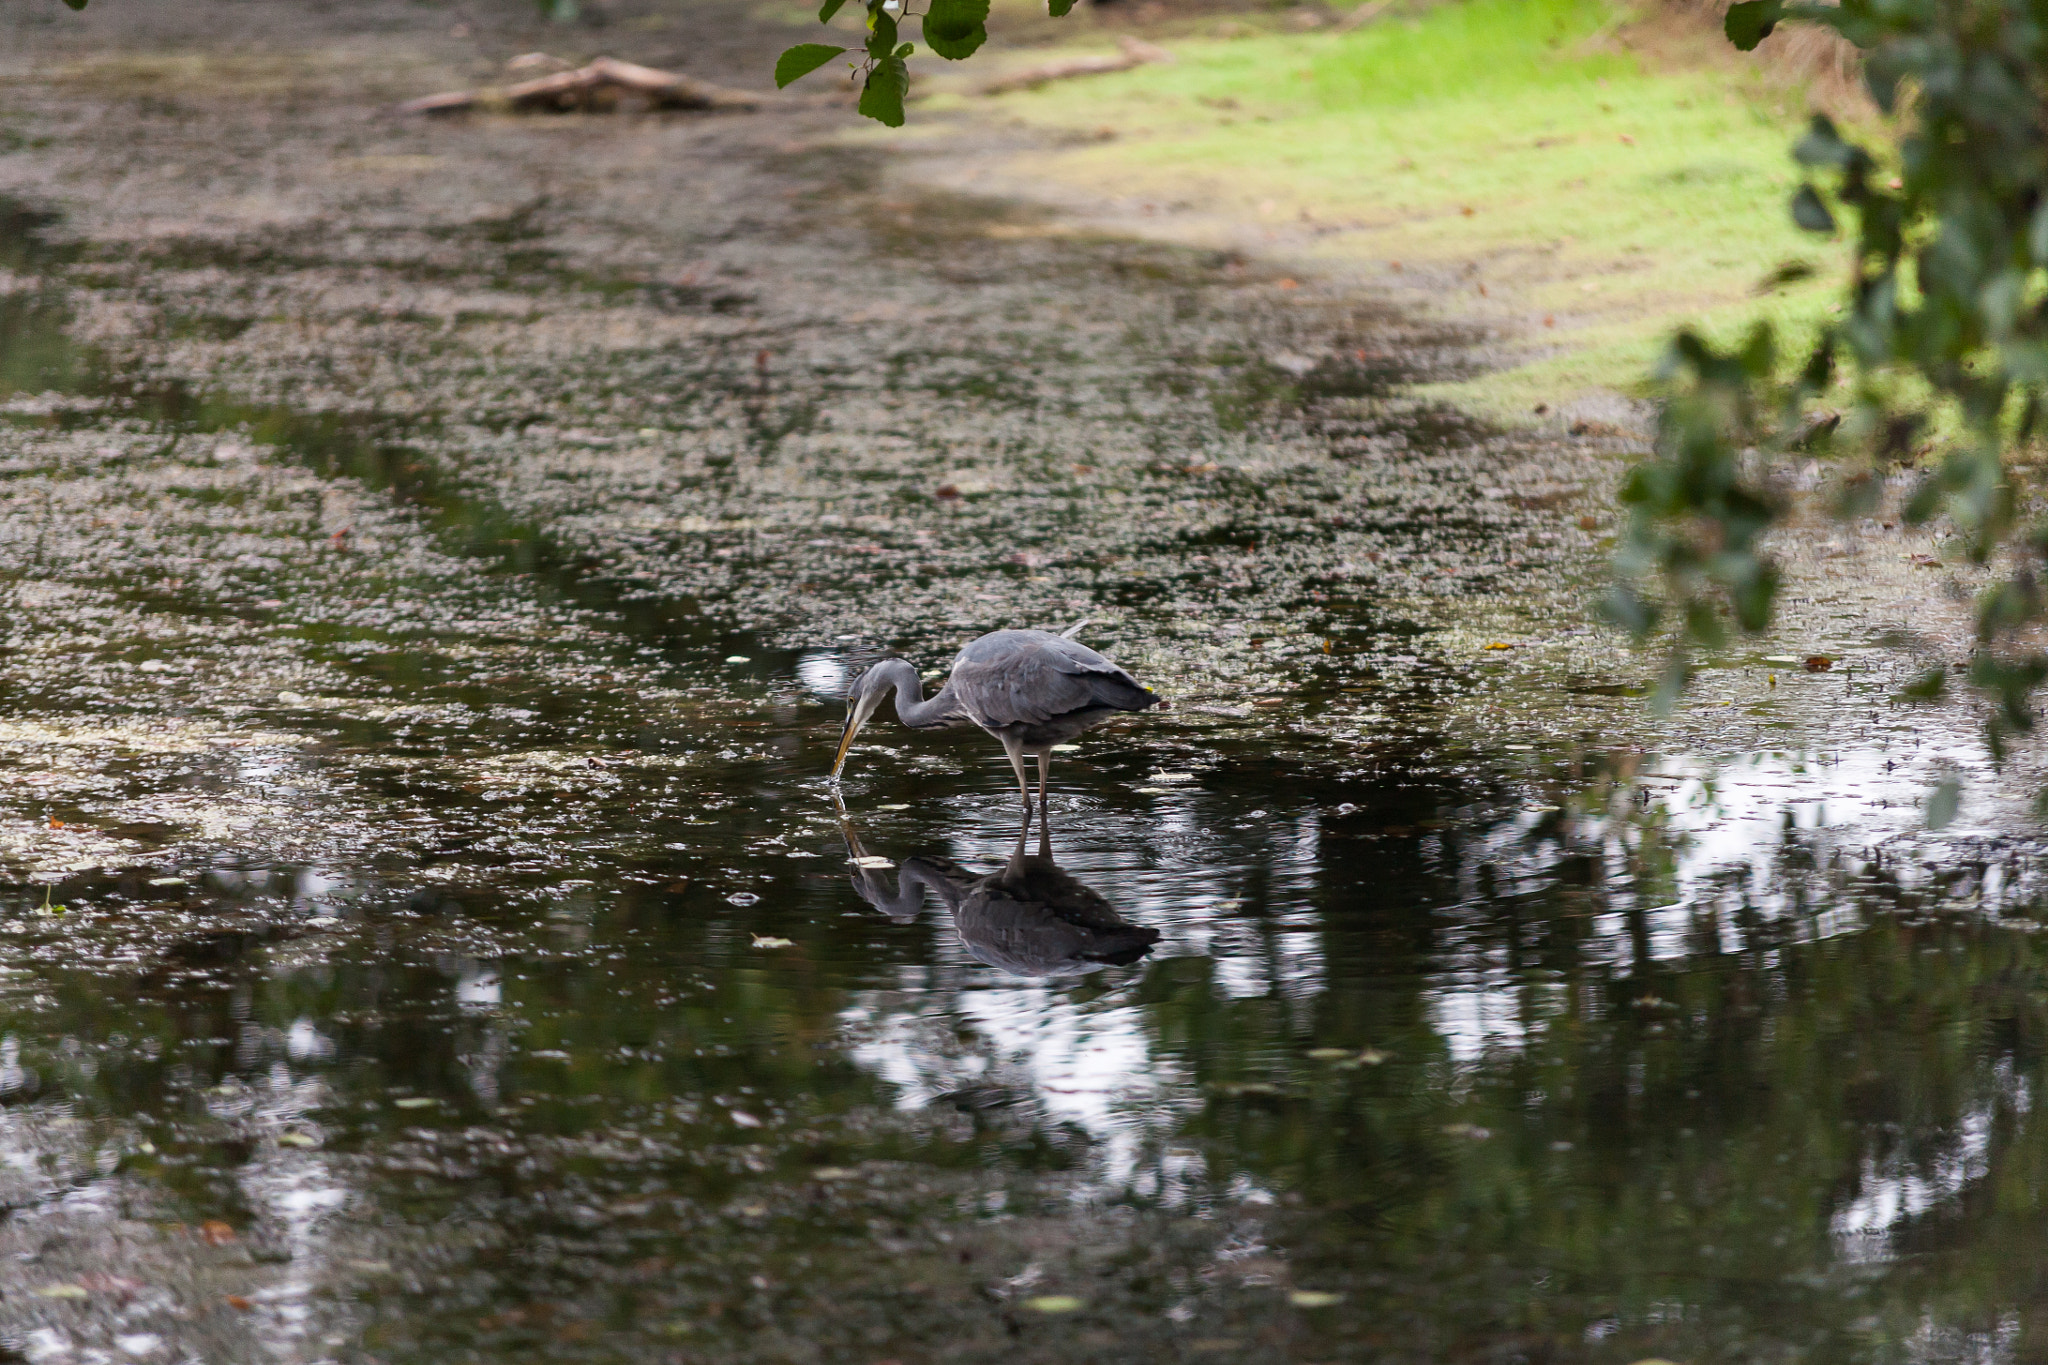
750 935 795 948
876 803 910 811
1305 1048 1352 1061
392 1097 437 1109
1357 1048 1389 1065
1804 655 1833 671
811 1166 856 1180
1484 641 1514 650
277 1132 318 1148
224 1295 252 1311
199 1220 238 1245
1026 1295 1084 1314
33 1284 88 1300
1289 1290 1344 1308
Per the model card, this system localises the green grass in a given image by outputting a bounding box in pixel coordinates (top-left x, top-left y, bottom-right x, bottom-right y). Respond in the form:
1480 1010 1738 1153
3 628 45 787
923 0 1846 421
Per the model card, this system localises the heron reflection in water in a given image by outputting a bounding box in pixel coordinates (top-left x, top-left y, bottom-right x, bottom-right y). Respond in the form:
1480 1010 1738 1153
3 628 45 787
838 806 1160 976
829 621 1160 833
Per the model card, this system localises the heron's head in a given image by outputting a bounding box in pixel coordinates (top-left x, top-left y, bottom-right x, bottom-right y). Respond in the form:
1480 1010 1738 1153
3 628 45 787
831 666 891 780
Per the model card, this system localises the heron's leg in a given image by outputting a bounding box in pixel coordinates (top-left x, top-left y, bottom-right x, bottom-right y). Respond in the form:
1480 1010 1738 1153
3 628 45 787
1000 732 1034 836
1034 748 1053 858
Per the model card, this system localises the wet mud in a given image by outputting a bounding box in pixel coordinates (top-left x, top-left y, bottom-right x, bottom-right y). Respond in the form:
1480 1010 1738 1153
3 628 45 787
1 3 2047 1363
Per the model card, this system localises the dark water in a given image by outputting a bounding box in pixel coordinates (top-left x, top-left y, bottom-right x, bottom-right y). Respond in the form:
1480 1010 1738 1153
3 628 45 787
0 140 2044 1365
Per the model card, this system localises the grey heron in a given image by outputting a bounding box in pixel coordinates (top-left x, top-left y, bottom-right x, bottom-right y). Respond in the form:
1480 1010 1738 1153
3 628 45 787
829 621 1160 824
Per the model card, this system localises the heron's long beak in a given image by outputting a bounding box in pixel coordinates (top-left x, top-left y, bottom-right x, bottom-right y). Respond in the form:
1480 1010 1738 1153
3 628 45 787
830 710 864 780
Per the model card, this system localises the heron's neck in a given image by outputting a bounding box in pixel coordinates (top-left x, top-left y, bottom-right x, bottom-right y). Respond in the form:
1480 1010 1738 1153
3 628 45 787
877 660 953 728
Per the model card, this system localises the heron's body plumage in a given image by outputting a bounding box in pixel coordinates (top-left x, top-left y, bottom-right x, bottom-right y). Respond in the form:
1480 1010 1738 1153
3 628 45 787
945 629 1156 743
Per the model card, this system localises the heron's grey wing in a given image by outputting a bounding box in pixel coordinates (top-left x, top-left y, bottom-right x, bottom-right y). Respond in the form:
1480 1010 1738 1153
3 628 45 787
950 633 1154 728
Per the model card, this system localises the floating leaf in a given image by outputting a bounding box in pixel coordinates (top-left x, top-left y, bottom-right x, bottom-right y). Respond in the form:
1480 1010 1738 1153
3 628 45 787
751 934 795 948
277 1132 319 1148
774 44 848 89
1026 1295 1084 1313
392 1097 437 1109
34 1284 88 1299
1289 1290 1344 1308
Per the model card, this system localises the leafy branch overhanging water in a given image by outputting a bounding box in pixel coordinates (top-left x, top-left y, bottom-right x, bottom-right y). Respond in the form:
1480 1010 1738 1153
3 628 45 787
1611 0 2048 806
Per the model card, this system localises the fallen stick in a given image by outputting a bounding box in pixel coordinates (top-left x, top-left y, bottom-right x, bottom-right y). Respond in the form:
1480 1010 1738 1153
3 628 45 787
978 35 1173 95
399 56 769 115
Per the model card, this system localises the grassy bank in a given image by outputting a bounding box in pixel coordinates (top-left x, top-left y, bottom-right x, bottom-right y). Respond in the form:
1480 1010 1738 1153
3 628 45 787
910 0 1845 421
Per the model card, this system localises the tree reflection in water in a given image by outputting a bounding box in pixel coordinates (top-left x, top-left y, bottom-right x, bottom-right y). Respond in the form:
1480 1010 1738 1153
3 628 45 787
0 752 2045 1361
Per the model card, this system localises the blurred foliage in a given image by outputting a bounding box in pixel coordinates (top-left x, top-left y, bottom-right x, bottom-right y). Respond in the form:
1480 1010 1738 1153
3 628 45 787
1612 0 2048 780
777 0 1018 123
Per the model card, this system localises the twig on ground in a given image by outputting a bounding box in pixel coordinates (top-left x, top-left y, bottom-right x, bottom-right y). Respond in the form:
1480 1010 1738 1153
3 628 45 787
978 35 1173 96
399 56 769 115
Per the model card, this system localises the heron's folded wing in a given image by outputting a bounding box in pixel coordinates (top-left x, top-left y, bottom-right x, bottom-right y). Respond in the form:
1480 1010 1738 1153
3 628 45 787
952 636 1154 727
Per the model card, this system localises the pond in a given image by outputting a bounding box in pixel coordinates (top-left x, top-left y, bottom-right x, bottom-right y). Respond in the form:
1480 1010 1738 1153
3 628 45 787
0 10 2043 1360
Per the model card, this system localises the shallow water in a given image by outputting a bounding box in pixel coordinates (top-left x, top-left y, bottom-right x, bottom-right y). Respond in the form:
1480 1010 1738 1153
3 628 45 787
1 8 2046 1360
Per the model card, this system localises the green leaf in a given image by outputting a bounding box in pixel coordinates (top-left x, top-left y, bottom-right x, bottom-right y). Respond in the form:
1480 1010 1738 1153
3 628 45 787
1791 184 1836 233
1897 666 1948 701
1792 114 1852 169
61 0 88 8
925 0 991 59
895 41 914 57
1597 583 1657 638
859 54 909 127
2028 200 2048 266
1724 0 1783 50
866 11 899 57
924 0 990 40
1926 777 1961 830
775 44 849 89
819 0 848 19
1048 0 1077 14
926 23 986 60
